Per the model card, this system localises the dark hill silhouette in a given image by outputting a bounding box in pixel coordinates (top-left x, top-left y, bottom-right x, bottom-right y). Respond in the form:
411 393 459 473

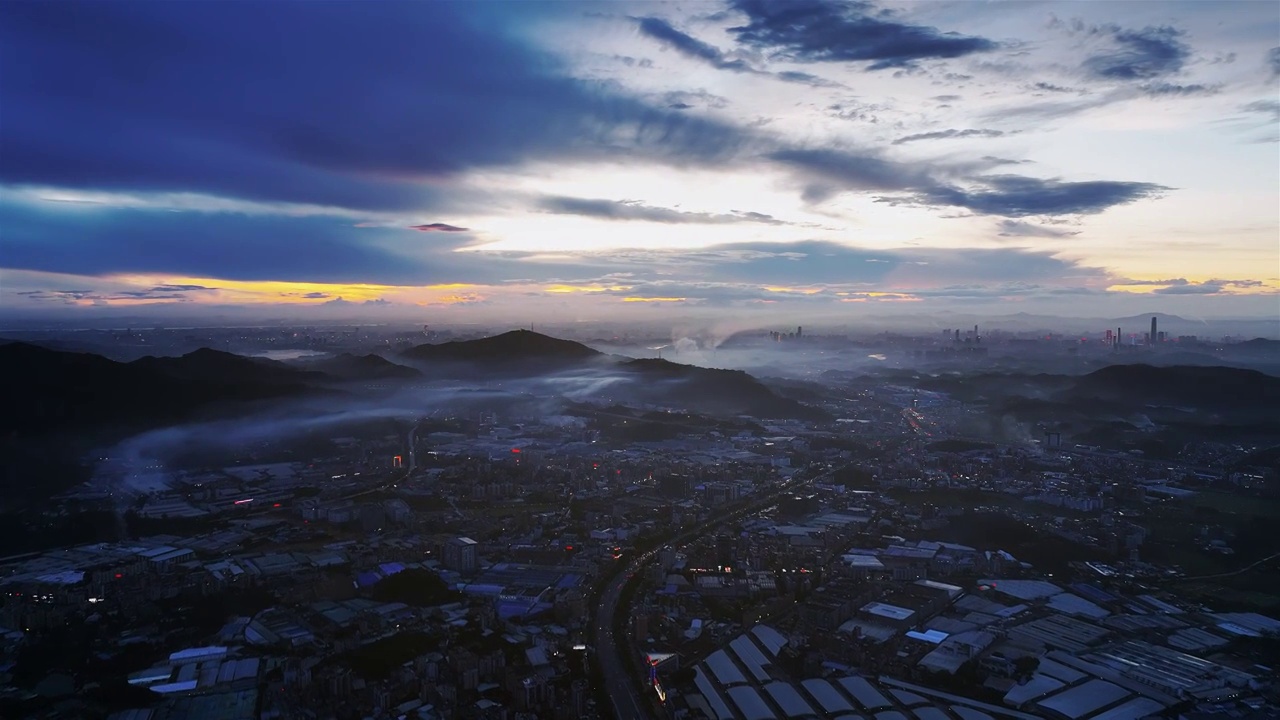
1070 364 1280 410
917 364 1279 411
402 329 601 365
618 358 827 420
0 342 319 435
299 353 421 381
1109 312 1189 325
131 347 324 387
1223 338 1280 354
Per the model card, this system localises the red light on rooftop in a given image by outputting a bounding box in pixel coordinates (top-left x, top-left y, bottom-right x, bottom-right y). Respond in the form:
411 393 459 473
511 448 521 454
114 573 123 579
565 545 574 551
273 503 281 508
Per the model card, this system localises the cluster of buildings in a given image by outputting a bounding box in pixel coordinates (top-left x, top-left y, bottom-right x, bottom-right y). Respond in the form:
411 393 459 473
1 336 1275 720
621 482 1278 720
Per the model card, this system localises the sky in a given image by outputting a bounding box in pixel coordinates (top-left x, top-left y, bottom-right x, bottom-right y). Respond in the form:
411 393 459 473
1 0 1278 326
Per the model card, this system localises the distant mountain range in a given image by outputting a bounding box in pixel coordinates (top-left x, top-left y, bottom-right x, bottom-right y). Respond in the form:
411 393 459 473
297 353 422 381
1071 364 1280 411
398 330 825 420
916 363 1279 411
0 330 826 437
905 362 1280 457
0 342 324 435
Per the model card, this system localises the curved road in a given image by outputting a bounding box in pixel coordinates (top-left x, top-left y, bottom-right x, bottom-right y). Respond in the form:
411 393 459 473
594 461 848 719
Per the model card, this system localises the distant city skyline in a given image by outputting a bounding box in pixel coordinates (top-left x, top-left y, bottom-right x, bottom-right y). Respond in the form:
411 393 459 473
1 1 1278 322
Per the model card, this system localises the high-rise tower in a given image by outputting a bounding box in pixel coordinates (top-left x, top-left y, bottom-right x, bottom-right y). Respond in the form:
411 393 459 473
1150 316 1158 346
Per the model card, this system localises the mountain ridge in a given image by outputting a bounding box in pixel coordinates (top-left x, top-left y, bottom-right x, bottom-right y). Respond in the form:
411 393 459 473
296 353 421 381
402 329 601 365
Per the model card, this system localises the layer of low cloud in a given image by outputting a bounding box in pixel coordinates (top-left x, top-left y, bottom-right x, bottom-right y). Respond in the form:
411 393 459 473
893 129 1011 145
538 196 788 225
996 220 1081 238
1152 279 1264 295
410 223 469 233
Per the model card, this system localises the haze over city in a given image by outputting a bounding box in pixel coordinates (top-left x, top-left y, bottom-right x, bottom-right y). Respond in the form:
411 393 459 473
2 3 1280 720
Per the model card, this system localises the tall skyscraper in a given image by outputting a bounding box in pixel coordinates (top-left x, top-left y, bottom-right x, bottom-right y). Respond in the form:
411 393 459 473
1150 316 1158 346
797 326 802 339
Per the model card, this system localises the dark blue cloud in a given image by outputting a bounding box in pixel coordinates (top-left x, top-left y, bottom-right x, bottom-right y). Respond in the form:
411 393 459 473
767 148 934 201
410 224 470 233
727 0 997 69
1138 82 1220 97
0 1 745 212
660 90 731 110
1032 82 1078 94
635 17 755 73
18 286 209 304
0 199 471 283
774 71 845 88
768 148 1165 217
1153 279 1263 295
913 175 1168 217
152 284 216 292
633 17 845 88
1081 25 1189 80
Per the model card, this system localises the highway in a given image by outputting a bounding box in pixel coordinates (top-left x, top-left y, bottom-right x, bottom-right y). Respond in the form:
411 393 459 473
593 461 847 719
595 554 654 720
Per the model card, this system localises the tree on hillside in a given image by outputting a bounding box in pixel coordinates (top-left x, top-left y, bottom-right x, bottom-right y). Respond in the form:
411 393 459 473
370 569 461 606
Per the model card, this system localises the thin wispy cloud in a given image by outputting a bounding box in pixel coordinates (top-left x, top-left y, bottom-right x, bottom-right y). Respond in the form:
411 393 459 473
892 129 1012 145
